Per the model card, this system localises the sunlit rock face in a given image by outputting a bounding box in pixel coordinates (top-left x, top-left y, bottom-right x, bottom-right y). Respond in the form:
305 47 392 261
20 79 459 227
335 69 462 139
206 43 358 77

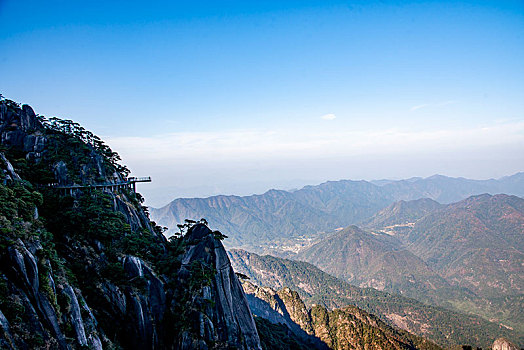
177 224 262 350
492 338 519 350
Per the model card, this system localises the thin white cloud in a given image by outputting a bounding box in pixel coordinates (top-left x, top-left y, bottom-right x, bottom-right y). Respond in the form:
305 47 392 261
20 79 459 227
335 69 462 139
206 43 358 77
410 104 429 111
410 100 457 112
107 121 524 164
106 121 524 206
321 113 336 120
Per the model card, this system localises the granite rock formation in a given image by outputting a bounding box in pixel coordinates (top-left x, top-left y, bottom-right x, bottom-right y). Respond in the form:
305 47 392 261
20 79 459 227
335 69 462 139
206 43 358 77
492 338 519 350
0 97 262 349
242 282 442 350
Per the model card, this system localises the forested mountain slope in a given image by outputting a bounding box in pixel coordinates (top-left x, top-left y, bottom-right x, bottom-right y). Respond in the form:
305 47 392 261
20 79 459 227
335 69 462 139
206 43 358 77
296 226 470 307
242 281 442 350
228 249 522 349
399 194 523 298
299 194 524 334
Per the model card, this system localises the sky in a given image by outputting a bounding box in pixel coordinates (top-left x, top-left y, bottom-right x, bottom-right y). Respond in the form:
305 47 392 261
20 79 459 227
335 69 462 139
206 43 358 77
1 0 523 207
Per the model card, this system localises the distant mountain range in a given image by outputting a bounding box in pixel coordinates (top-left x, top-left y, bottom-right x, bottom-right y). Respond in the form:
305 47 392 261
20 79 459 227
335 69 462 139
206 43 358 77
151 173 524 253
359 194 524 298
295 225 470 307
151 172 524 346
297 194 524 335
228 249 523 348
395 194 523 299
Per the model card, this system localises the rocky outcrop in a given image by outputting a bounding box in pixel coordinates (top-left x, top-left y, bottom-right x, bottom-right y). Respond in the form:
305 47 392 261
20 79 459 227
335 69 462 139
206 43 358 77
0 98 117 188
277 287 314 335
0 153 21 182
0 99 264 349
0 229 262 350
243 282 442 350
122 255 166 349
62 286 88 347
242 281 326 349
492 338 519 350
3 241 68 349
0 309 16 349
177 224 262 350
0 102 45 159
242 282 288 322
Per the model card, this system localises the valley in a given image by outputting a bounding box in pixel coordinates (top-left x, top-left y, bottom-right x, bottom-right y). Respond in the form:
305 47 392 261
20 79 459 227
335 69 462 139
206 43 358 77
155 178 524 348
3 1 523 349
1 97 522 349
151 174 524 254
229 249 523 349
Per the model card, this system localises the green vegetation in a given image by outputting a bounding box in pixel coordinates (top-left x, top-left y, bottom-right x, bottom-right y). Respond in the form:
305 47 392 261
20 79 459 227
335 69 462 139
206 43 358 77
315 305 442 350
39 115 130 179
0 181 43 241
248 281 442 350
230 249 523 348
0 274 25 325
0 177 63 279
1 98 272 349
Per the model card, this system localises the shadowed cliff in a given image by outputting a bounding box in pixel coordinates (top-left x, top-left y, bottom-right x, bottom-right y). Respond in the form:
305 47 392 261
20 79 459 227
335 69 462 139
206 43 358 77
0 97 262 350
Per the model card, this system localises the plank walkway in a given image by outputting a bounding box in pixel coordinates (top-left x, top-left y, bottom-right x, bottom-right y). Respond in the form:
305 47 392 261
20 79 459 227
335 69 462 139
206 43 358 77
51 176 151 194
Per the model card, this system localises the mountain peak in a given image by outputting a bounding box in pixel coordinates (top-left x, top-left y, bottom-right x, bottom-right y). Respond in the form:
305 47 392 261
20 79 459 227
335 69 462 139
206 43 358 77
426 174 449 180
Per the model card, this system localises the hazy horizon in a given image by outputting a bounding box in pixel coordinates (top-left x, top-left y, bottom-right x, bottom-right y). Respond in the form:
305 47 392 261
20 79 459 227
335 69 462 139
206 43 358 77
1 0 523 207
147 170 523 209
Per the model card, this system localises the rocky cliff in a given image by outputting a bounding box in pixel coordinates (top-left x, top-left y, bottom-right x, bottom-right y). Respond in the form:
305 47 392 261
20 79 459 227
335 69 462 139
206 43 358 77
241 281 325 349
229 249 524 348
242 282 442 350
0 97 262 349
175 224 261 349
492 338 519 350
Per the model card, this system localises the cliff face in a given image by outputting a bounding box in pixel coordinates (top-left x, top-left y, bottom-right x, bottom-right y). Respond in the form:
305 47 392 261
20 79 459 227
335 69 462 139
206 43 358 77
0 102 45 160
492 338 519 350
242 281 323 346
242 282 442 350
0 98 262 350
177 224 261 349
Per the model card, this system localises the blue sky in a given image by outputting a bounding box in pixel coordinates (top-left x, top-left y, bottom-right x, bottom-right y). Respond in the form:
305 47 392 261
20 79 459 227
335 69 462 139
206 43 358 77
1 0 523 206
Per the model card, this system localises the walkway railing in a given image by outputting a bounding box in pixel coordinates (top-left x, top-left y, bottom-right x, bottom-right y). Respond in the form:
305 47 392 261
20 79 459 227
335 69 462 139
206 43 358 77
50 176 151 193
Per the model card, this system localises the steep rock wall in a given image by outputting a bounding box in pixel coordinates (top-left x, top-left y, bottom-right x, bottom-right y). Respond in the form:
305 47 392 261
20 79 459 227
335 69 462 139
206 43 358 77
0 98 262 350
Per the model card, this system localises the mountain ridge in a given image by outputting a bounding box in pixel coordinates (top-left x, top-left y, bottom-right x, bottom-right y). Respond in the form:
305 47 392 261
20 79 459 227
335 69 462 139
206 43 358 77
151 173 524 254
295 225 469 307
228 248 523 348
242 281 442 350
298 193 524 335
